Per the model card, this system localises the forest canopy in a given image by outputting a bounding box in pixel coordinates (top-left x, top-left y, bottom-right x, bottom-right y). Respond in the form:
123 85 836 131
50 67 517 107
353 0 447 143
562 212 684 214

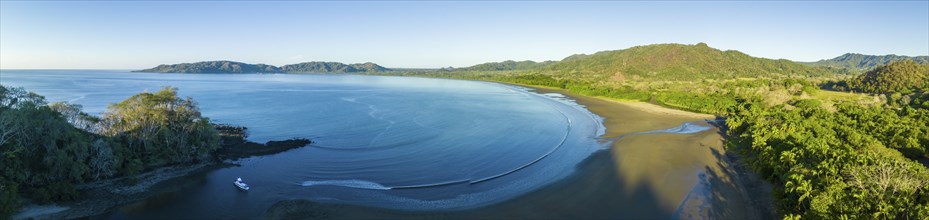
845 60 929 94
0 85 220 218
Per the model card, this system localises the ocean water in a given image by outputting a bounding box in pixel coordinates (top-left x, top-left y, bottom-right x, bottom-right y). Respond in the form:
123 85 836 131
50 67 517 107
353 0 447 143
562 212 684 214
0 70 607 219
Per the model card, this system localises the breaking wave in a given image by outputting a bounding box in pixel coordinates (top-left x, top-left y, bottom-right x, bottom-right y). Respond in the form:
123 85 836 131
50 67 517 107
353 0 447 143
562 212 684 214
639 122 713 135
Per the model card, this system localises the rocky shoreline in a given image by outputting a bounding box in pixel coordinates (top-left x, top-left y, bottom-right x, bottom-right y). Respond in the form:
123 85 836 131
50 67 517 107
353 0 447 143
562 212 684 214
213 124 313 160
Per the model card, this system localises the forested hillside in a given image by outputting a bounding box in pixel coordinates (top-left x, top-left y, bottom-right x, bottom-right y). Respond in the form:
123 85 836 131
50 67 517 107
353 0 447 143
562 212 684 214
544 43 835 83
844 60 929 94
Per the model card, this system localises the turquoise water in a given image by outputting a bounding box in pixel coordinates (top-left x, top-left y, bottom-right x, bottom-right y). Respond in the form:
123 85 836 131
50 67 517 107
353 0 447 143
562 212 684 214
1 70 607 219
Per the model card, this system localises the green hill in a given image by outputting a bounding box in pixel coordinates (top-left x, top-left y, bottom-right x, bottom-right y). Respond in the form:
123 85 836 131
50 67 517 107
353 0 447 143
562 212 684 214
847 60 929 94
135 61 284 73
806 53 929 70
281 62 389 73
544 43 834 82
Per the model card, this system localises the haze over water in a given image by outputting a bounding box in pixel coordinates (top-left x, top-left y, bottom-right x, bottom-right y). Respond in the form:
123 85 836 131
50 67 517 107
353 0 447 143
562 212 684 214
1 70 607 218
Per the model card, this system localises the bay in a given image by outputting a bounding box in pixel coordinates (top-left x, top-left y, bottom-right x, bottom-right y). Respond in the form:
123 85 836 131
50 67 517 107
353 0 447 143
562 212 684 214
0 70 606 219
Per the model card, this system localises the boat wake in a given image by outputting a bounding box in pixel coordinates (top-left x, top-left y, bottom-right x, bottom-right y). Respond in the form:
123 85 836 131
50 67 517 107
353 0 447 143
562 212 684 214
300 179 392 190
391 179 471 189
300 179 474 190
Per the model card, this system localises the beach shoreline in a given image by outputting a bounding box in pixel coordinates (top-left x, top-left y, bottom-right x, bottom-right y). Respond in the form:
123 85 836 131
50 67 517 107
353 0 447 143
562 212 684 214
533 85 775 219
605 99 715 119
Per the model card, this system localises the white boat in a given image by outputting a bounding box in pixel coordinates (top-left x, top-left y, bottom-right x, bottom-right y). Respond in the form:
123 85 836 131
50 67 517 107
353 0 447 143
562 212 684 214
234 177 250 191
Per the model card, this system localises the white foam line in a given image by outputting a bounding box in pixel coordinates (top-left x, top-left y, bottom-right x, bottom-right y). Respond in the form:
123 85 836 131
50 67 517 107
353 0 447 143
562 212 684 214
300 179 392 190
637 122 713 135
469 85 574 184
390 179 471 189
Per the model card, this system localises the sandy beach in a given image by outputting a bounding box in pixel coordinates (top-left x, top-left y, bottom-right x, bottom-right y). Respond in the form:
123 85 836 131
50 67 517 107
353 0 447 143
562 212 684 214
601 98 715 119
263 86 774 219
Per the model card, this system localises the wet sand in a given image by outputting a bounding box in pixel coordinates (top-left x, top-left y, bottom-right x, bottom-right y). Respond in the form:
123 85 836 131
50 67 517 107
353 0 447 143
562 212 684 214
264 87 772 219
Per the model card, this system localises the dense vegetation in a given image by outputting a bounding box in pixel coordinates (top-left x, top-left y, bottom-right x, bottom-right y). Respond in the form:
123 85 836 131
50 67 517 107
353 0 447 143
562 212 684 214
137 61 391 73
840 60 929 94
0 86 221 218
805 53 929 71
98 88 221 171
375 43 929 219
727 100 929 219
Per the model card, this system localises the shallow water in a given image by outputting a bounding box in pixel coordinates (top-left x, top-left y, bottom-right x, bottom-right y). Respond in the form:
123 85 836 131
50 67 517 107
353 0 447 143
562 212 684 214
2 70 610 219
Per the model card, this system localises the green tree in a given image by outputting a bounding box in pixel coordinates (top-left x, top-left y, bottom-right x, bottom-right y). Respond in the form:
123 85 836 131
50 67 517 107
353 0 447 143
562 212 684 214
0 85 224 218
99 87 219 169
0 178 18 220
849 60 929 94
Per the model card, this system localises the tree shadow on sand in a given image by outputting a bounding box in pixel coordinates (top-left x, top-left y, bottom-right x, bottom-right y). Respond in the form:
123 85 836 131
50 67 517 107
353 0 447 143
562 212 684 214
697 116 776 220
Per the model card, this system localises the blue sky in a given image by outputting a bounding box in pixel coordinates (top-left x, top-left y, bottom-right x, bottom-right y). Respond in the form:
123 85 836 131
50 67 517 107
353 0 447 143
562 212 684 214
1 1 927 69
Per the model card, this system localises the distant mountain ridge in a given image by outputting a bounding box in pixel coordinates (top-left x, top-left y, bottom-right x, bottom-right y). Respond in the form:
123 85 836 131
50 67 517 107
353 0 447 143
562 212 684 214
805 53 929 70
450 60 556 71
135 61 284 73
136 61 390 73
281 62 389 73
